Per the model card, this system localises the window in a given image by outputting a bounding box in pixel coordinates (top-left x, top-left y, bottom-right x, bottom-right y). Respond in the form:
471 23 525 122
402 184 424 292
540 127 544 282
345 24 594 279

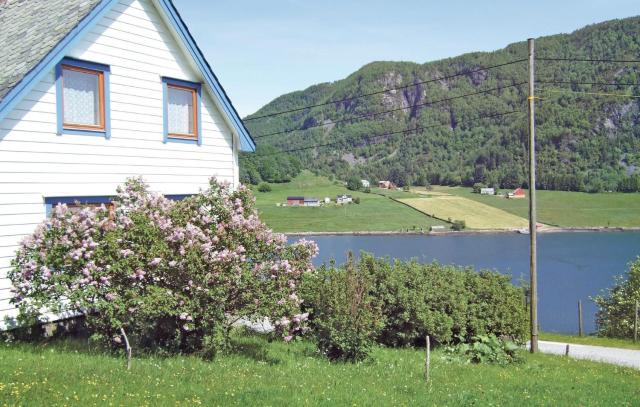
45 196 115 219
55 58 110 137
162 77 201 144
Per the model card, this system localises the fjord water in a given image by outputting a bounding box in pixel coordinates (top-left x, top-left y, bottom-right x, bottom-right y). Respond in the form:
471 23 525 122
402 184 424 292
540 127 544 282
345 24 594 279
290 232 640 334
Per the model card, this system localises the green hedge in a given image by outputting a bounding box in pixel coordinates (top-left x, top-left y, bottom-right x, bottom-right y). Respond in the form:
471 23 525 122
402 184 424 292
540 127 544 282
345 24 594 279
302 253 528 360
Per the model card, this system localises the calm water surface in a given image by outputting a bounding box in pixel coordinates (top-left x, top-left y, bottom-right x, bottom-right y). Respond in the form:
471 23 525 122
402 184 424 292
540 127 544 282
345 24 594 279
289 232 640 334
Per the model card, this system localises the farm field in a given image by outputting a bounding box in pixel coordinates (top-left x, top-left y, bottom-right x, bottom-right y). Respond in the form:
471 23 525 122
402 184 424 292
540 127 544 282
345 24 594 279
252 172 444 233
399 195 529 229
1 335 638 406
418 186 640 228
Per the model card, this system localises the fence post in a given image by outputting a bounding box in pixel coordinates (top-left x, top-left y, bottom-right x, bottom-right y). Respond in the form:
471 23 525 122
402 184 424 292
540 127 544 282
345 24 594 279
425 335 431 382
578 300 583 337
634 301 638 343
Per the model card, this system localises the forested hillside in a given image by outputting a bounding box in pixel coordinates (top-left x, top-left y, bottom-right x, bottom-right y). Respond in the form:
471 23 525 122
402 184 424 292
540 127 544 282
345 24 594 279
241 16 640 192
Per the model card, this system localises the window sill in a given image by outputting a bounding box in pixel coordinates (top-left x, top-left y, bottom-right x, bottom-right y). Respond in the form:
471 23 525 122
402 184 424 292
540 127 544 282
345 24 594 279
165 136 200 145
60 127 108 138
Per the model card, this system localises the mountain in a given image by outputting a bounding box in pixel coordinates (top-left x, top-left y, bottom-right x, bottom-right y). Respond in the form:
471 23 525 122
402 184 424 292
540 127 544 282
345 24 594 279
241 16 640 192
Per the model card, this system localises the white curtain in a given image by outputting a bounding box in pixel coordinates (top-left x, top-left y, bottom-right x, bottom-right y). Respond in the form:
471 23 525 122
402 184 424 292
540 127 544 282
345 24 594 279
63 69 99 125
168 87 194 134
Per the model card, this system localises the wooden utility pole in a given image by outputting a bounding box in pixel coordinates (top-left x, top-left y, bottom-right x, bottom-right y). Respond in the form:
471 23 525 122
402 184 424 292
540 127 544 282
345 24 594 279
528 38 539 353
578 300 584 337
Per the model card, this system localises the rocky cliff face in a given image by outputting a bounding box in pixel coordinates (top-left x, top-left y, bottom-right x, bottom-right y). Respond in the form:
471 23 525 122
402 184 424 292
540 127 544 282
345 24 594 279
244 16 640 192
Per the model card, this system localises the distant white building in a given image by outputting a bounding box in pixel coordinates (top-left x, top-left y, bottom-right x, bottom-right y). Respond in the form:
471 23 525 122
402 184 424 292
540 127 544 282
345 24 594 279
304 198 320 207
324 197 331 204
480 187 495 195
361 180 370 188
336 194 353 204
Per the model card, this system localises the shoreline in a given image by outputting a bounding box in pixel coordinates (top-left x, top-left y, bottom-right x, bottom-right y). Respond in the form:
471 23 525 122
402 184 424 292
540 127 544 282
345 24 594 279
285 226 640 237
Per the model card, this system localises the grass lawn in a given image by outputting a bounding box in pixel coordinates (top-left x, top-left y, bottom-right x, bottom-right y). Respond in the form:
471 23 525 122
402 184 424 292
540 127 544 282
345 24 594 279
540 332 640 350
253 172 445 233
400 196 529 230
1 335 639 406
424 186 640 228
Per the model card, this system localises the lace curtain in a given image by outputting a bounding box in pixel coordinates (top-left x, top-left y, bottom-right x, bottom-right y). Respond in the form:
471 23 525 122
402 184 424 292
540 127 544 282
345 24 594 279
63 69 99 125
168 87 194 134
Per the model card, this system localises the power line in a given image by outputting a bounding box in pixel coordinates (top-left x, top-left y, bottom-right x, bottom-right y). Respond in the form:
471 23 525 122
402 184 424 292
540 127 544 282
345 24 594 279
259 109 523 156
244 58 527 121
536 80 640 87
536 57 640 63
254 82 527 139
538 88 640 99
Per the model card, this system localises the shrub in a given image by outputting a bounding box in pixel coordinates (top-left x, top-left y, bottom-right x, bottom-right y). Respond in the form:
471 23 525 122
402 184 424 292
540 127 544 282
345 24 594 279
593 258 640 338
353 197 361 204
402 186 410 192
9 178 318 358
346 176 362 191
364 187 371 194
472 183 486 194
451 220 466 231
301 255 383 362
257 182 272 192
443 334 523 365
302 254 528 356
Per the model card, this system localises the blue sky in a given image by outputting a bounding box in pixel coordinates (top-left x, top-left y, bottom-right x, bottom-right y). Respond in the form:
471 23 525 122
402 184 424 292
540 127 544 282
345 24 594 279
173 0 638 117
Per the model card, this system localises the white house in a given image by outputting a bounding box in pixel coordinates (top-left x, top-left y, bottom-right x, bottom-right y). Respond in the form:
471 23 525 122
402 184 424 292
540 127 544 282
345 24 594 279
0 0 255 326
480 187 495 195
303 198 320 207
336 194 352 204
361 179 370 188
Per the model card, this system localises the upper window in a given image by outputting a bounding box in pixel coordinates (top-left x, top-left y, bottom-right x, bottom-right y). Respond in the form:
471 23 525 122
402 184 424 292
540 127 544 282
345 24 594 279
55 58 111 137
162 77 201 144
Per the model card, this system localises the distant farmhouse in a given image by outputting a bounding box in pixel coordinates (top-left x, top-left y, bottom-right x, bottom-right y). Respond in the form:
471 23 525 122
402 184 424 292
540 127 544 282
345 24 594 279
361 180 370 188
378 180 396 189
336 194 353 204
508 188 526 199
304 198 320 207
287 196 305 206
480 187 495 195
286 196 320 207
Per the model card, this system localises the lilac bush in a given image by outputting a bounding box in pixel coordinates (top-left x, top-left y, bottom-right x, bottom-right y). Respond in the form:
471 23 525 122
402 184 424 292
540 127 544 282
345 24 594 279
9 177 317 357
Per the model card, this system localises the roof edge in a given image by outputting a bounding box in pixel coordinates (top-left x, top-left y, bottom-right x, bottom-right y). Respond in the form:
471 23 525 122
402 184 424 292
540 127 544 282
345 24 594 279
155 0 256 152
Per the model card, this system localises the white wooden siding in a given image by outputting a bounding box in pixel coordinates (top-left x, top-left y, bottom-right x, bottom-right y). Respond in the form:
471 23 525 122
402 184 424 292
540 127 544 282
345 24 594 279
0 0 241 325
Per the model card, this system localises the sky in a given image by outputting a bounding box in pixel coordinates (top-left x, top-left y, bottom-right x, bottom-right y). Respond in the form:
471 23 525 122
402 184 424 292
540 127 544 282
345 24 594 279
172 0 638 117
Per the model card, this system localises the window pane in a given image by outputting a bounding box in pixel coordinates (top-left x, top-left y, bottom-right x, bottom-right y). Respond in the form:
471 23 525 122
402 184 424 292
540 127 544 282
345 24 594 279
168 86 194 135
63 68 100 126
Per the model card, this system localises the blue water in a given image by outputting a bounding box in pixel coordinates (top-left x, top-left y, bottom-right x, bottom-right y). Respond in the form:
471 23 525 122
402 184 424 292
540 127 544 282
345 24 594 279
289 232 640 334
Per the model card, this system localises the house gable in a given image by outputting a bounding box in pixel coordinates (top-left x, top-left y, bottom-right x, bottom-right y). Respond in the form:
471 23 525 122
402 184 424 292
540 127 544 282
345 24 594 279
0 0 254 152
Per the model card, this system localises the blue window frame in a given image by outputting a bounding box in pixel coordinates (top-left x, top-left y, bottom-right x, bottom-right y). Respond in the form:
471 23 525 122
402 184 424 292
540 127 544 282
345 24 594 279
44 194 193 217
162 77 202 145
55 57 111 138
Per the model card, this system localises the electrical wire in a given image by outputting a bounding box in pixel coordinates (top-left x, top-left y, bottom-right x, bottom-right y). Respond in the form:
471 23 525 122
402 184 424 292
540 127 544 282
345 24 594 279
254 82 526 139
536 57 640 63
257 109 524 156
244 59 527 121
536 80 640 87
538 88 640 99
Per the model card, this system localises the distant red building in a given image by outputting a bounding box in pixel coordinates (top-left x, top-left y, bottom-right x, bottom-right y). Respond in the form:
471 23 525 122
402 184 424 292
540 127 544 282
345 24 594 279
509 188 526 199
287 196 305 206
